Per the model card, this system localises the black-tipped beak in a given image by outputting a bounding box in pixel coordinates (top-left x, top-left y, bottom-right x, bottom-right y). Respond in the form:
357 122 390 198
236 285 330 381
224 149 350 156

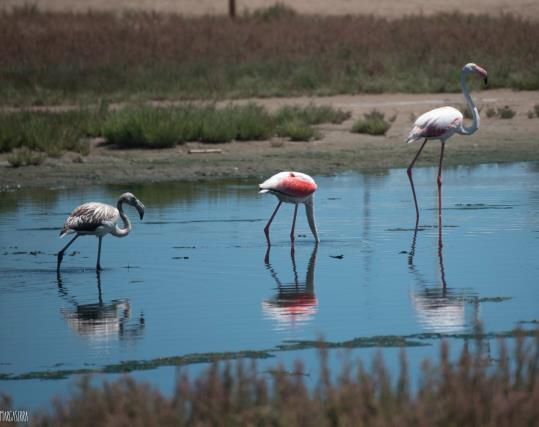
136 202 145 220
484 76 488 86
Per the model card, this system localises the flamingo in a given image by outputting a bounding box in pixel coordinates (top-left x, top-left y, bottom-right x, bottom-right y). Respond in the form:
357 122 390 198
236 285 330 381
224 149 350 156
57 192 145 271
406 63 488 224
259 171 319 244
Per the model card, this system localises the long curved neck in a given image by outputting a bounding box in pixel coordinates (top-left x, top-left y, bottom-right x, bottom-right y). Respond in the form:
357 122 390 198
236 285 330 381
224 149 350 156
459 70 480 135
112 199 131 237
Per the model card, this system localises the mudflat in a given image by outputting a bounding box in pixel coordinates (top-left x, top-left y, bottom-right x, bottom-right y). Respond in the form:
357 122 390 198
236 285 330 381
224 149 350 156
1 89 537 190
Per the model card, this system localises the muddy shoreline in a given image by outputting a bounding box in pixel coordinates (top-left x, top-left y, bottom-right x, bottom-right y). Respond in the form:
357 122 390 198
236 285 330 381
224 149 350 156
1 90 538 191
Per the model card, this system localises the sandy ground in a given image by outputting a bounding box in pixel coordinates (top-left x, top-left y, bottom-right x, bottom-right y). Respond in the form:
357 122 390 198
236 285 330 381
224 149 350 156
1 89 538 191
1 0 538 18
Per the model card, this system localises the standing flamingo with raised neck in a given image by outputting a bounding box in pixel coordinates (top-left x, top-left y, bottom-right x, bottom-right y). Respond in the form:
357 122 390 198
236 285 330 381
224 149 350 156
406 63 488 225
259 171 319 245
57 192 145 271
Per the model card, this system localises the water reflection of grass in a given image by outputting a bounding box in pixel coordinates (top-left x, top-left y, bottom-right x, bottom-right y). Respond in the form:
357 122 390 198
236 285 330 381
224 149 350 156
13 331 539 426
1 328 536 381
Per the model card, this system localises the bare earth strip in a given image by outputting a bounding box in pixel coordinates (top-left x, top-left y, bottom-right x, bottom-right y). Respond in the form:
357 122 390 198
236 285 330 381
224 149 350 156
1 89 537 190
2 0 538 18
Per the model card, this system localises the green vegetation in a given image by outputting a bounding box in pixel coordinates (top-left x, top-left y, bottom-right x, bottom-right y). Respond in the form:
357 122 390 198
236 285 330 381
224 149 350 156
0 328 535 381
276 119 321 141
1 8 538 106
0 110 96 156
351 109 392 135
498 105 517 119
14 332 539 426
0 103 349 156
6 147 45 167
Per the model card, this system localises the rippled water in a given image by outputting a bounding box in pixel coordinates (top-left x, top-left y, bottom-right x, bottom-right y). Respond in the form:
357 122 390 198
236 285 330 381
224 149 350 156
1 162 538 408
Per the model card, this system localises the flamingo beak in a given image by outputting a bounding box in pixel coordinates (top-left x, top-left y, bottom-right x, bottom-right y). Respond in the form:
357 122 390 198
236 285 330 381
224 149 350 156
135 201 145 220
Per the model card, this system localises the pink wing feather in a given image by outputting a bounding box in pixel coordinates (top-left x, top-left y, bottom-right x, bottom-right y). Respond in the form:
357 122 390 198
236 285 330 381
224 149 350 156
406 106 463 144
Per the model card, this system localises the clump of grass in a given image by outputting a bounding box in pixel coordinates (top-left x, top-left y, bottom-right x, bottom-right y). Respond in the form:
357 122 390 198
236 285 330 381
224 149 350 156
486 106 497 118
0 111 93 156
351 109 391 135
251 3 297 21
6 147 45 167
26 332 539 426
274 104 351 126
276 119 320 141
528 104 539 118
497 105 516 119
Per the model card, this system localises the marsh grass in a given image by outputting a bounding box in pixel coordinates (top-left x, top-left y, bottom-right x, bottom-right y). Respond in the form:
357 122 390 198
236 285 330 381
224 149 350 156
351 109 391 135
1 9 538 105
497 105 517 119
6 147 45 167
0 103 347 155
486 106 497 118
276 119 321 141
25 332 539 426
0 110 96 156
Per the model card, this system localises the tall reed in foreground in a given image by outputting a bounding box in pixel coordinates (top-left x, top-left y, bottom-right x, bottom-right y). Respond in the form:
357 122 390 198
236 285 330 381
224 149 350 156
21 331 539 426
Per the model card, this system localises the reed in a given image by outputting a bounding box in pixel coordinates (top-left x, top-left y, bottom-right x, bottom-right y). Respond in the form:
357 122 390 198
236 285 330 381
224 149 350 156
24 331 539 426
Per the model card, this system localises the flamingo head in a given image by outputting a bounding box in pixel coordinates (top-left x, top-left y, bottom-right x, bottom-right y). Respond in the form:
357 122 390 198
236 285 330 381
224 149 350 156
120 192 145 220
463 63 488 85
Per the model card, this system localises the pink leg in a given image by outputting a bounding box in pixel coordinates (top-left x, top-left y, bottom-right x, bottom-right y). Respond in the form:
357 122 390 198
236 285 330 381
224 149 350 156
437 141 445 221
264 201 282 245
290 204 298 243
407 139 428 226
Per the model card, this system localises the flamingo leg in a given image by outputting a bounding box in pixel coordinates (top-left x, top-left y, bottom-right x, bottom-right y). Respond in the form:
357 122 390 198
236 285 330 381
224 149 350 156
437 141 446 220
264 201 282 245
407 138 428 225
57 234 79 271
290 204 298 243
96 236 103 271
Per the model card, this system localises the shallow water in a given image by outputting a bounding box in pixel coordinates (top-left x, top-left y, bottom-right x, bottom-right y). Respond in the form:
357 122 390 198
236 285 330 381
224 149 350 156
1 162 538 408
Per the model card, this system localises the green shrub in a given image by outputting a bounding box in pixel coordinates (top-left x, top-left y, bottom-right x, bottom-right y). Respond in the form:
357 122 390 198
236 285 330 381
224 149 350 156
497 106 516 119
7 147 45 167
351 109 391 135
276 119 320 141
486 107 497 118
275 104 351 126
0 111 91 156
229 103 273 141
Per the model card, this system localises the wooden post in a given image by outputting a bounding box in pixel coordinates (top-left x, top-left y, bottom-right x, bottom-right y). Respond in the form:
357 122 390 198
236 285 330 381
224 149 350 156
228 0 236 18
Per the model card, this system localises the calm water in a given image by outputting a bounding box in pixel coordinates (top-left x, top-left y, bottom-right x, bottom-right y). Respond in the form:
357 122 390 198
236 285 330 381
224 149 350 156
1 162 538 409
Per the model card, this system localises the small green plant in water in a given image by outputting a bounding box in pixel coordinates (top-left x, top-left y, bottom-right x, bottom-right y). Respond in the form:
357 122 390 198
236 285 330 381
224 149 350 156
351 109 391 135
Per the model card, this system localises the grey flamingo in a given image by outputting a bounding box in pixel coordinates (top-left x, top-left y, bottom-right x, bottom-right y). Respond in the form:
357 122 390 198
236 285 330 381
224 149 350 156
57 192 145 271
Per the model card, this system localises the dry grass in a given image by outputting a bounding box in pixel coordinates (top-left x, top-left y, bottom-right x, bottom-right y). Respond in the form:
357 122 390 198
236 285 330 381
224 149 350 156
16 331 539 426
1 7 538 106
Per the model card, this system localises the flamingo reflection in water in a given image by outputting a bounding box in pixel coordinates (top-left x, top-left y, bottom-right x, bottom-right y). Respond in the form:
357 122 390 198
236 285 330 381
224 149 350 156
262 245 318 330
407 215 479 334
57 272 145 344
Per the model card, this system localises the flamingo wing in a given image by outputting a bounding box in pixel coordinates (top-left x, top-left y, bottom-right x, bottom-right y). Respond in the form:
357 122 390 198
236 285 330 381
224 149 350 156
60 202 119 236
406 106 463 143
259 171 317 198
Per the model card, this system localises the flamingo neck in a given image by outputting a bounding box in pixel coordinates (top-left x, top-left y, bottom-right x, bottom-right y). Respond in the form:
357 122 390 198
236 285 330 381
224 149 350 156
304 196 320 243
112 199 131 237
459 70 480 136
